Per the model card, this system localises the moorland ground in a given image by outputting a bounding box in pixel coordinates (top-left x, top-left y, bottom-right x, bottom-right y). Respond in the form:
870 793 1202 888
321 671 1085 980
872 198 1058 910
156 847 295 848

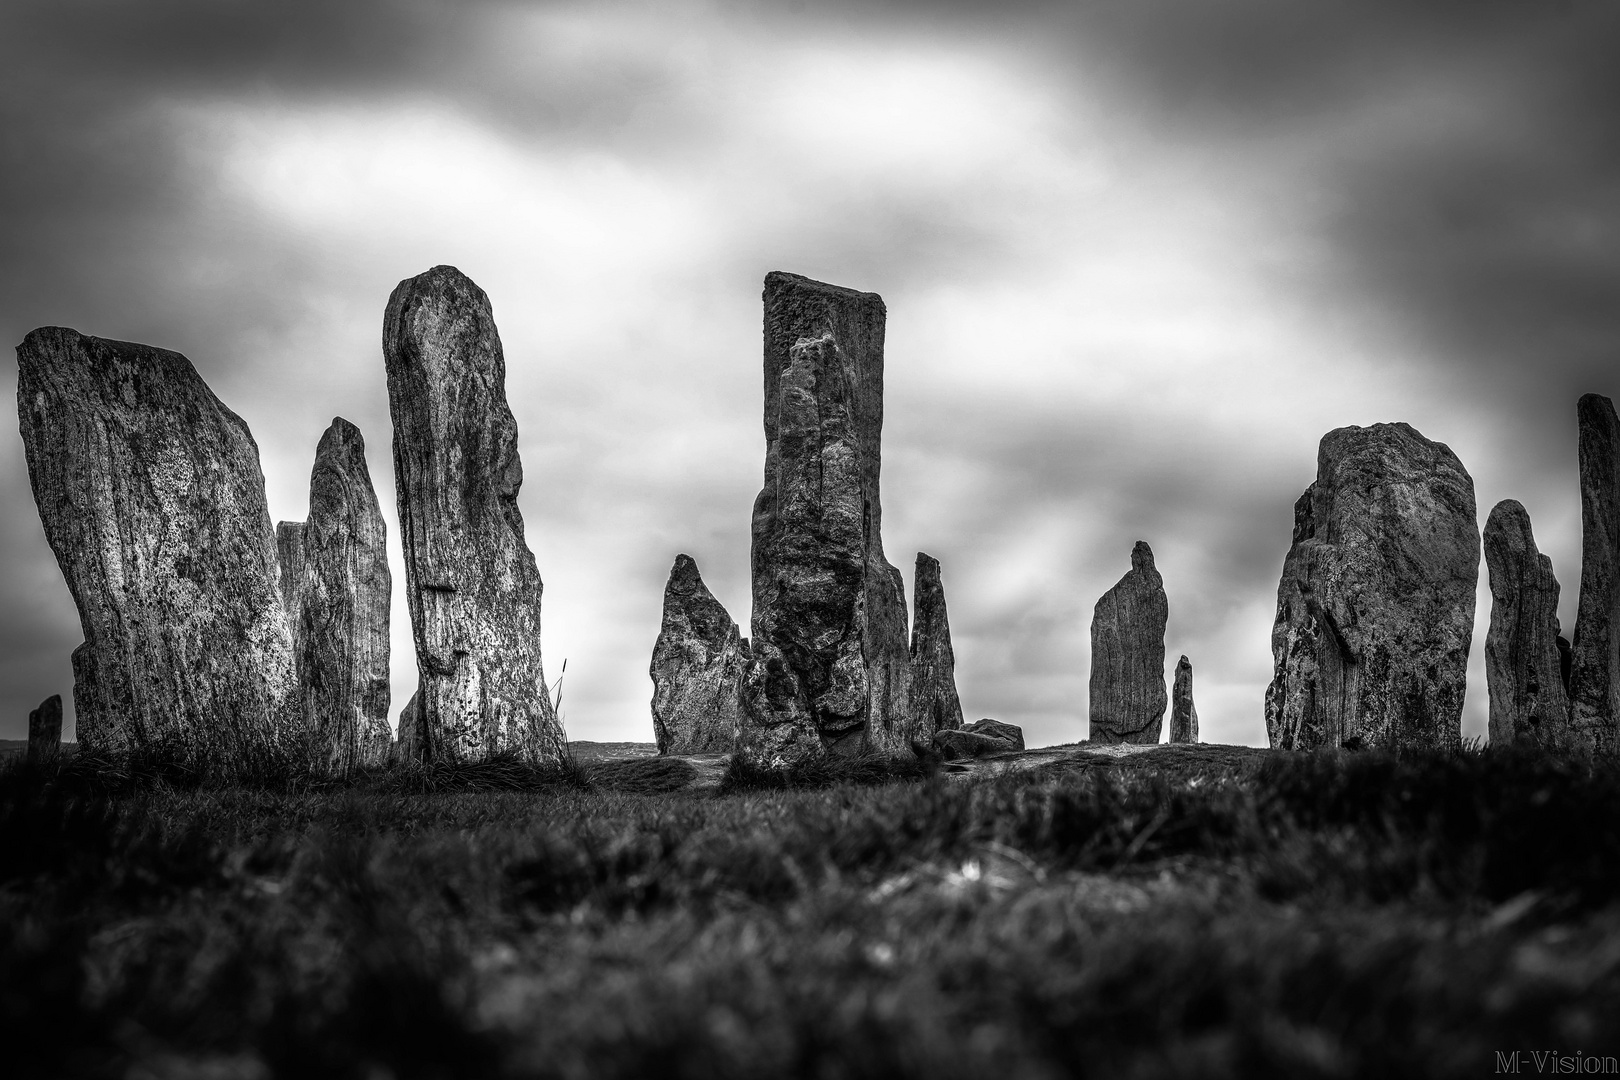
2 743 1618 1079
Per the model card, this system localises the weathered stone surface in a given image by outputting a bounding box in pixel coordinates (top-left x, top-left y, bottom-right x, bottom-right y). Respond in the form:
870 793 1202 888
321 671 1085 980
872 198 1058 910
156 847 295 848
384 266 563 764
27 694 62 764
910 551 964 738
17 328 296 770
1570 394 1620 755
650 554 745 755
284 419 393 771
1484 500 1573 748
742 271 913 766
394 691 422 764
1265 422 1478 752
935 718 1024 760
1171 655 1199 744
1089 542 1169 745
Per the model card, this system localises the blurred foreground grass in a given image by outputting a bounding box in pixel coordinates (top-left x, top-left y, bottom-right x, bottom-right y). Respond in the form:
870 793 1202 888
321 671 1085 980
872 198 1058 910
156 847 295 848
2 744 1618 1079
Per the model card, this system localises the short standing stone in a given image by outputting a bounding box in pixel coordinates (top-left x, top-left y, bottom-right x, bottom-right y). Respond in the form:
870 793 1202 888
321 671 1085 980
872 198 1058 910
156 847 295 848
1570 394 1620 754
1170 655 1199 744
1265 423 1478 752
743 271 912 765
910 552 964 737
1089 541 1168 744
394 691 422 764
26 694 62 764
1484 500 1572 748
17 328 296 770
384 266 563 764
650 554 744 755
291 419 393 770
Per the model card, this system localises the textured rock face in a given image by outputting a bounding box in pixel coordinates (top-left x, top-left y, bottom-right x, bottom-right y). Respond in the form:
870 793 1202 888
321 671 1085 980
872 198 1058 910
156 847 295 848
384 266 563 764
743 271 912 766
650 554 745 755
910 552 964 738
1089 542 1169 745
1570 394 1620 754
935 718 1024 760
1265 422 1479 752
1171 655 1199 744
395 691 422 763
285 419 393 771
1484 500 1572 748
27 694 62 764
17 328 296 769
276 522 306 634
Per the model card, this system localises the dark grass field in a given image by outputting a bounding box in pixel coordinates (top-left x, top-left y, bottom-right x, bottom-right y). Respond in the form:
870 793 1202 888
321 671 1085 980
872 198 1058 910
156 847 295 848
2 744 1619 1079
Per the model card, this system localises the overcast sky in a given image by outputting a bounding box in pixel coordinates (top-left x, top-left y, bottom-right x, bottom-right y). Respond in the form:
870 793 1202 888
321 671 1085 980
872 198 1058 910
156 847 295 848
3 1 1617 748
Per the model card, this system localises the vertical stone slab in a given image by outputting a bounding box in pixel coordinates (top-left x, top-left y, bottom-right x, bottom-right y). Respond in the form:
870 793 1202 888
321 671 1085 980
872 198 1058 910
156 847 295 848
744 271 912 765
384 265 563 764
16 328 296 771
650 554 745 754
293 418 393 770
26 694 62 764
1088 541 1169 744
910 551 964 738
1484 500 1572 748
1570 394 1620 755
276 522 307 641
394 690 422 764
1170 655 1199 744
1265 422 1478 752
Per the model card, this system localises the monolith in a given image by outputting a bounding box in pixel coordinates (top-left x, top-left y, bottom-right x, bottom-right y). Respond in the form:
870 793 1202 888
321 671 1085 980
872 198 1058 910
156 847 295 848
650 554 745 754
276 522 306 634
910 552 964 738
26 694 62 764
384 265 563 764
1265 422 1478 752
1484 500 1572 748
1170 655 1199 744
17 328 296 769
286 419 393 770
395 691 422 763
1089 541 1168 744
742 271 912 767
1570 394 1620 754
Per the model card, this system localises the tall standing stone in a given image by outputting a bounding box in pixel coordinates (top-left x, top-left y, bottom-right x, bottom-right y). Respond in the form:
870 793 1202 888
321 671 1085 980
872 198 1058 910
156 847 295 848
284 419 393 771
742 271 912 766
26 694 62 764
17 328 296 770
384 265 563 764
1570 394 1620 755
910 551 964 738
1484 500 1572 748
650 554 745 755
1170 655 1198 744
1088 541 1169 744
1265 423 1478 752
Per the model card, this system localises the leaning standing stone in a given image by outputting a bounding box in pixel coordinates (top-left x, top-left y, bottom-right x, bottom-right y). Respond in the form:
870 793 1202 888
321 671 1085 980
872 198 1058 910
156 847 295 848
1570 394 1620 754
384 266 564 764
1170 655 1199 744
650 554 745 755
1088 541 1169 744
910 552 964 738
1484 500 1572 748
17 328 296 771
26 694 62 764
1265 422 1478 752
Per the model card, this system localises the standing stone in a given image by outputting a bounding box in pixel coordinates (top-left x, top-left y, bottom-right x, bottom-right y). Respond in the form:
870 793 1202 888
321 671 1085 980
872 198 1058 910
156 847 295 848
1484 500 1572 748
1089 541 1169 744
394 691 422 764
26 694 62 764
17 328 296 771
1170 655 1199 744
286 419 393 771
910 551 964 737
276 522 307 635
650 554 745 755
1569 394 1620 755
1265 423 1478 752
384 266 563 764
742 271 912 767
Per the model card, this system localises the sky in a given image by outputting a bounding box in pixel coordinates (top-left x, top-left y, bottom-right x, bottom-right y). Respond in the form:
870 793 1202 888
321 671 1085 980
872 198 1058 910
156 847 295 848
2 0 1618 749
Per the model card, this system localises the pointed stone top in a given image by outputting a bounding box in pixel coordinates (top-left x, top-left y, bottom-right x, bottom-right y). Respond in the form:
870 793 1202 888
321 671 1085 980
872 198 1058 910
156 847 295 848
916 551 940 573
1485 499 1536 555
668 553 704 593
1131 540 1155 573
1178 654 1191 668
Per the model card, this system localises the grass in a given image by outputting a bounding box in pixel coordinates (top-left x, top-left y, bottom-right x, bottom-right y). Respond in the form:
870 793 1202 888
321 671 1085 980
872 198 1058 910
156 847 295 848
2 745 1618 1078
